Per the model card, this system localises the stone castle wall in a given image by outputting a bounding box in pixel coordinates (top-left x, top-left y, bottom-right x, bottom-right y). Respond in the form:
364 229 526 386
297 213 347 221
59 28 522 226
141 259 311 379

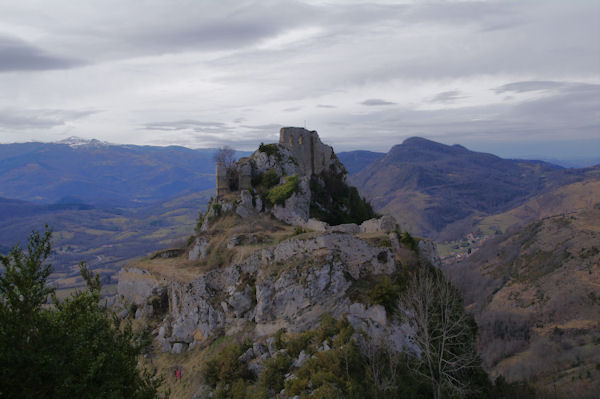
279 127 333 176
216 162 228 197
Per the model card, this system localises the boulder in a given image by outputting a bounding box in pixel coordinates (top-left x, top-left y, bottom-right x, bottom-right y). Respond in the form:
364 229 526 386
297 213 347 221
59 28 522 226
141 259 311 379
360 215 397 233
360 218 380 233
379 215 397 232
117 268 164 305
302 218 329 232
171 343 184 354
189 238 209 261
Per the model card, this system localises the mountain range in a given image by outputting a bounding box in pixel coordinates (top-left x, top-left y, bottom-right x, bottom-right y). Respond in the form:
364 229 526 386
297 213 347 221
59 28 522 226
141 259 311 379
348 137 597 239
0 139 249 207
1 137 598 289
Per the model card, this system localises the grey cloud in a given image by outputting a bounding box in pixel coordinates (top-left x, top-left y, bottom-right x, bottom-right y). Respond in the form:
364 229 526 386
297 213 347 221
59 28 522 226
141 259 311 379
164 1 598 97
361 99 396 106
190 134 266 150
494 81 567 94
241 123 282 131
408 1 523 32
87 1 317 60
283 107 301 112
149 125 280 151
326 81 600 152
143 120 230 132
0 109 97 129
317 104 336 109
430 90 466 103
0 35 82 72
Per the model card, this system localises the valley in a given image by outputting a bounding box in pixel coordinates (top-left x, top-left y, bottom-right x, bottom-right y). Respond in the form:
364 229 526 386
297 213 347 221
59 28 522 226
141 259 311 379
1 132 599 397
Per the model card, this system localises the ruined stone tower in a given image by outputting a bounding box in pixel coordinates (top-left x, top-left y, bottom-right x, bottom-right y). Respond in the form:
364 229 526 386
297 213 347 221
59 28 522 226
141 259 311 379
215 162 228 197
237 159 252 191
279 127 334 176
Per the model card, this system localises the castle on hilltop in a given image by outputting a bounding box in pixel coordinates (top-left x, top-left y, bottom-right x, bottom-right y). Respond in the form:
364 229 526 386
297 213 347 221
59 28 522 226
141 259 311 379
278 127 334 177
216 127 334 197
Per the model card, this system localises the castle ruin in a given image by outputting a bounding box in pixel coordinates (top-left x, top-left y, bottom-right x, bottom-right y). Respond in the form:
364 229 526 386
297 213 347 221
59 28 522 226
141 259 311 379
215 127 334 197
279 127 334 176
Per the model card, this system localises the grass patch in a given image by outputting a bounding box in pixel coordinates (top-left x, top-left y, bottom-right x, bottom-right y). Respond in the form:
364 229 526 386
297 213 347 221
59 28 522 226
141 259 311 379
267 174 299 205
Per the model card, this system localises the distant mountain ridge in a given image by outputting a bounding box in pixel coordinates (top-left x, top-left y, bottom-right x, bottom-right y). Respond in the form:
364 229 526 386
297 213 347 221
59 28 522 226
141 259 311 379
350 137 593 239
336 150 385 175
0 141 250 206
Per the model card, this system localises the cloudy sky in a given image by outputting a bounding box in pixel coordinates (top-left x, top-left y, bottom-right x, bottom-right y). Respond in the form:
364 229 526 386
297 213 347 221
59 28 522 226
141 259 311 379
0 0 598 159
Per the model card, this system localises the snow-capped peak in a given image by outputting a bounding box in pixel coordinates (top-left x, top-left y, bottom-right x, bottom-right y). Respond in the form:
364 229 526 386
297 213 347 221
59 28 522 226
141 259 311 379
57 136 111 148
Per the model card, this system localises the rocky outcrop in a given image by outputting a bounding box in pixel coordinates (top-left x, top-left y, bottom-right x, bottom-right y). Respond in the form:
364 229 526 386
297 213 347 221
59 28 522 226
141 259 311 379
360 215 397 233
271 176 311 225
418 239 442 268
117 267 167 306
119 233 415 355
188 238 209 261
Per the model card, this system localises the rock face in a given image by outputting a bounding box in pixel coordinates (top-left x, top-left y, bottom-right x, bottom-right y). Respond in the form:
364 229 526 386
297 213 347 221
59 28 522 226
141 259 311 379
118 233 418 355
117 267 167 306
188 238 209 261
271 176 311 225
418 239 442 268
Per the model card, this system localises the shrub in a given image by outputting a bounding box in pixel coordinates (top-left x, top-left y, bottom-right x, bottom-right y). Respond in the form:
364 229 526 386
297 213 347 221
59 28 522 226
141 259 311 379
267 174 299 205
368 276 401 313
309 171 376 225
202 342 253 389
398 230 419 252
258 353 291 392
285 331 315 358
258 143 281 160
316 313 339 342
261 169 280 189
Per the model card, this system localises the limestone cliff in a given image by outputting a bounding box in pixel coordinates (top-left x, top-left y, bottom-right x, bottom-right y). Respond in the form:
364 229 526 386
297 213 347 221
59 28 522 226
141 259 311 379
118 230 417 354
112 128 442 398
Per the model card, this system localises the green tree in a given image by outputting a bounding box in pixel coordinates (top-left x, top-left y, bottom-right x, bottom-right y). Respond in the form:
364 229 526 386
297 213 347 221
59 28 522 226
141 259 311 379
0 227 163 398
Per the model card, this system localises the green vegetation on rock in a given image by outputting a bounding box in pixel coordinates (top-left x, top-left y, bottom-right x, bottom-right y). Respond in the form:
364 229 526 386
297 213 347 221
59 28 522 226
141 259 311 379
266 174 299 205
258 143 282 161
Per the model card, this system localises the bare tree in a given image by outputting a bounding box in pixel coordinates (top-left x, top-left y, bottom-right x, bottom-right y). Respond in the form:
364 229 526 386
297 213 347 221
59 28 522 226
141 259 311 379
214 146 237 190
397 268 480 399
213 145 236 169
360 334 402 393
